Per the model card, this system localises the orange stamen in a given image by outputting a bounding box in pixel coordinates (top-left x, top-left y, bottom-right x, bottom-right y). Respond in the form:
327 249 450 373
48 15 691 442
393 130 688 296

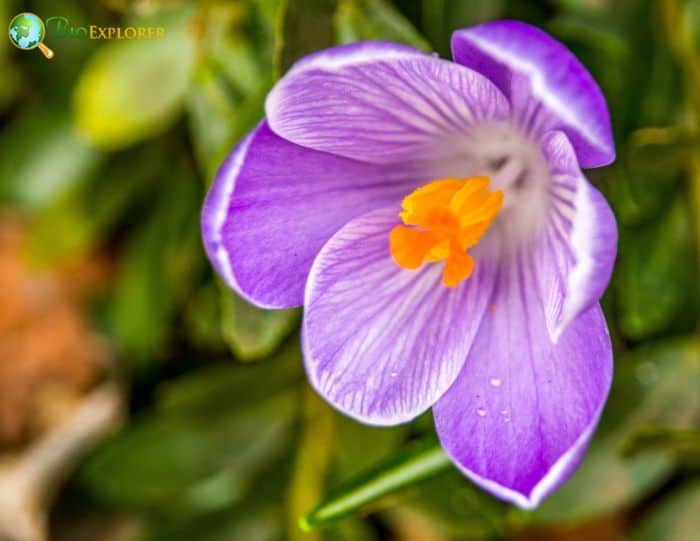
390 177 503 287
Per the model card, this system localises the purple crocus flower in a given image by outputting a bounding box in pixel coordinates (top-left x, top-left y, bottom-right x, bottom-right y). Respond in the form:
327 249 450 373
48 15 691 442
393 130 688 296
201 20 617 509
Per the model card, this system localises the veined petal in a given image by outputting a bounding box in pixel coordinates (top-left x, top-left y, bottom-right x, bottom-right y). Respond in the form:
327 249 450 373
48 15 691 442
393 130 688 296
266 41 510 164
201 121 423 308
434 255 612 509
451 20 614 168
303 206 499 425
539 130 617 341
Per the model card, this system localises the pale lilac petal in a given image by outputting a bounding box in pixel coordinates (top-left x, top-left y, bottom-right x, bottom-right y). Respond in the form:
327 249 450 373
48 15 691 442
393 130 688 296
434 256 613 509
285 40 421 74
201 121 427 309
266 41 510 164
303 206 499 425
537 131 617 341
451 20 614 168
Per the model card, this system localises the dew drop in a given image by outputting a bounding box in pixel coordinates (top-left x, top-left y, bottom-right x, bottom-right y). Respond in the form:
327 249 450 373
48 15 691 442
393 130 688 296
390 371 398 377
476 408 487 417
489 378 502 388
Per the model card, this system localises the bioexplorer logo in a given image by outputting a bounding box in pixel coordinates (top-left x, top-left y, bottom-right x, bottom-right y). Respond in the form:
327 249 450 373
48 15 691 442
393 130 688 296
8 12 167 59
8 12 54 59
46 16 166 40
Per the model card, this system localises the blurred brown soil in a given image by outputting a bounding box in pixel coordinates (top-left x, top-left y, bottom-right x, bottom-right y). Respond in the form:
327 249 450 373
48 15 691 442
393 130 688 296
0 215 110 447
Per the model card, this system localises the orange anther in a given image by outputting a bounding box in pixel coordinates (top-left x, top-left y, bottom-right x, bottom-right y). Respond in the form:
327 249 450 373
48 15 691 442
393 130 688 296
390 177 502 287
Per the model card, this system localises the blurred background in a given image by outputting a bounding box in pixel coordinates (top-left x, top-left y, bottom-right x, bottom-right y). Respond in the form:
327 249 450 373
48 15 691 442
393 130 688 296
0 0 699 540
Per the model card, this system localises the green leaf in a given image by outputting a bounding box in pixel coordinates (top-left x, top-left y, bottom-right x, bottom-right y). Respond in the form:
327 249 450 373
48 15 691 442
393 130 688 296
531 338 700 523
332 414 407 478
549 14 627 60
276 0 338 74
388 472 507 540
140 506 284 541
219 285 299 361
289 388 335 541
82 392 297 516
209 34 265 98
187 63 239 180
336 0 429 50
0 111 102 210
73 6 197 150
300 436 452 531
187 67 271 181
25 143 163 263
621 426 700 467
421 0 505 57
107 159 204 363
138 460 290 541
0 0 20 110
156 340 304 416
627 127 700 177
82 346 303 516
324 519 378 541
605 127 697 227
182 281 226 351
627 482 700 541
187 2 276 179
227 82 272 146
616 195 698 340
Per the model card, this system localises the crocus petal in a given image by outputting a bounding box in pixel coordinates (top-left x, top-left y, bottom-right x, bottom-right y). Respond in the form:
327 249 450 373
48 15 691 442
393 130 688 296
303 206 499 425
266 41 510 164
433 256 613 509
451 20 614 168
284 40 420 74
201 121 428 308
538 130 617 341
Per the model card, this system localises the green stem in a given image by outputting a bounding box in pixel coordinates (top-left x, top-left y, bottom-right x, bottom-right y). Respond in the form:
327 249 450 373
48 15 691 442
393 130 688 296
289 386 335 541
299 436 452 531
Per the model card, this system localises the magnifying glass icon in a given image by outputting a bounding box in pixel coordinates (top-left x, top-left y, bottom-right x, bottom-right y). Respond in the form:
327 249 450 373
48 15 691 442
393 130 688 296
8 12 54 59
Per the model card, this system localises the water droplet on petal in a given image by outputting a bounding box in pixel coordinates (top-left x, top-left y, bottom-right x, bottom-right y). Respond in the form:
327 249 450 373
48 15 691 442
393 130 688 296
390 371 398 377
476 408 487 417
489 378 502 387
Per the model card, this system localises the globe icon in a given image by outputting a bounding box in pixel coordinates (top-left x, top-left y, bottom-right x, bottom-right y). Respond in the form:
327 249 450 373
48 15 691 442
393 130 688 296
9 13 44 49
8 12 53 58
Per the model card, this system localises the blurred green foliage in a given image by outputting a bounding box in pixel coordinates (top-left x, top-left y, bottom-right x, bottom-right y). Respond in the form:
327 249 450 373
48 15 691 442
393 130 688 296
1 0 700 540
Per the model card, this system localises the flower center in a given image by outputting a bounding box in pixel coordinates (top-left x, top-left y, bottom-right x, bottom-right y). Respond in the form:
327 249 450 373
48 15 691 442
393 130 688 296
389 177 503 288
